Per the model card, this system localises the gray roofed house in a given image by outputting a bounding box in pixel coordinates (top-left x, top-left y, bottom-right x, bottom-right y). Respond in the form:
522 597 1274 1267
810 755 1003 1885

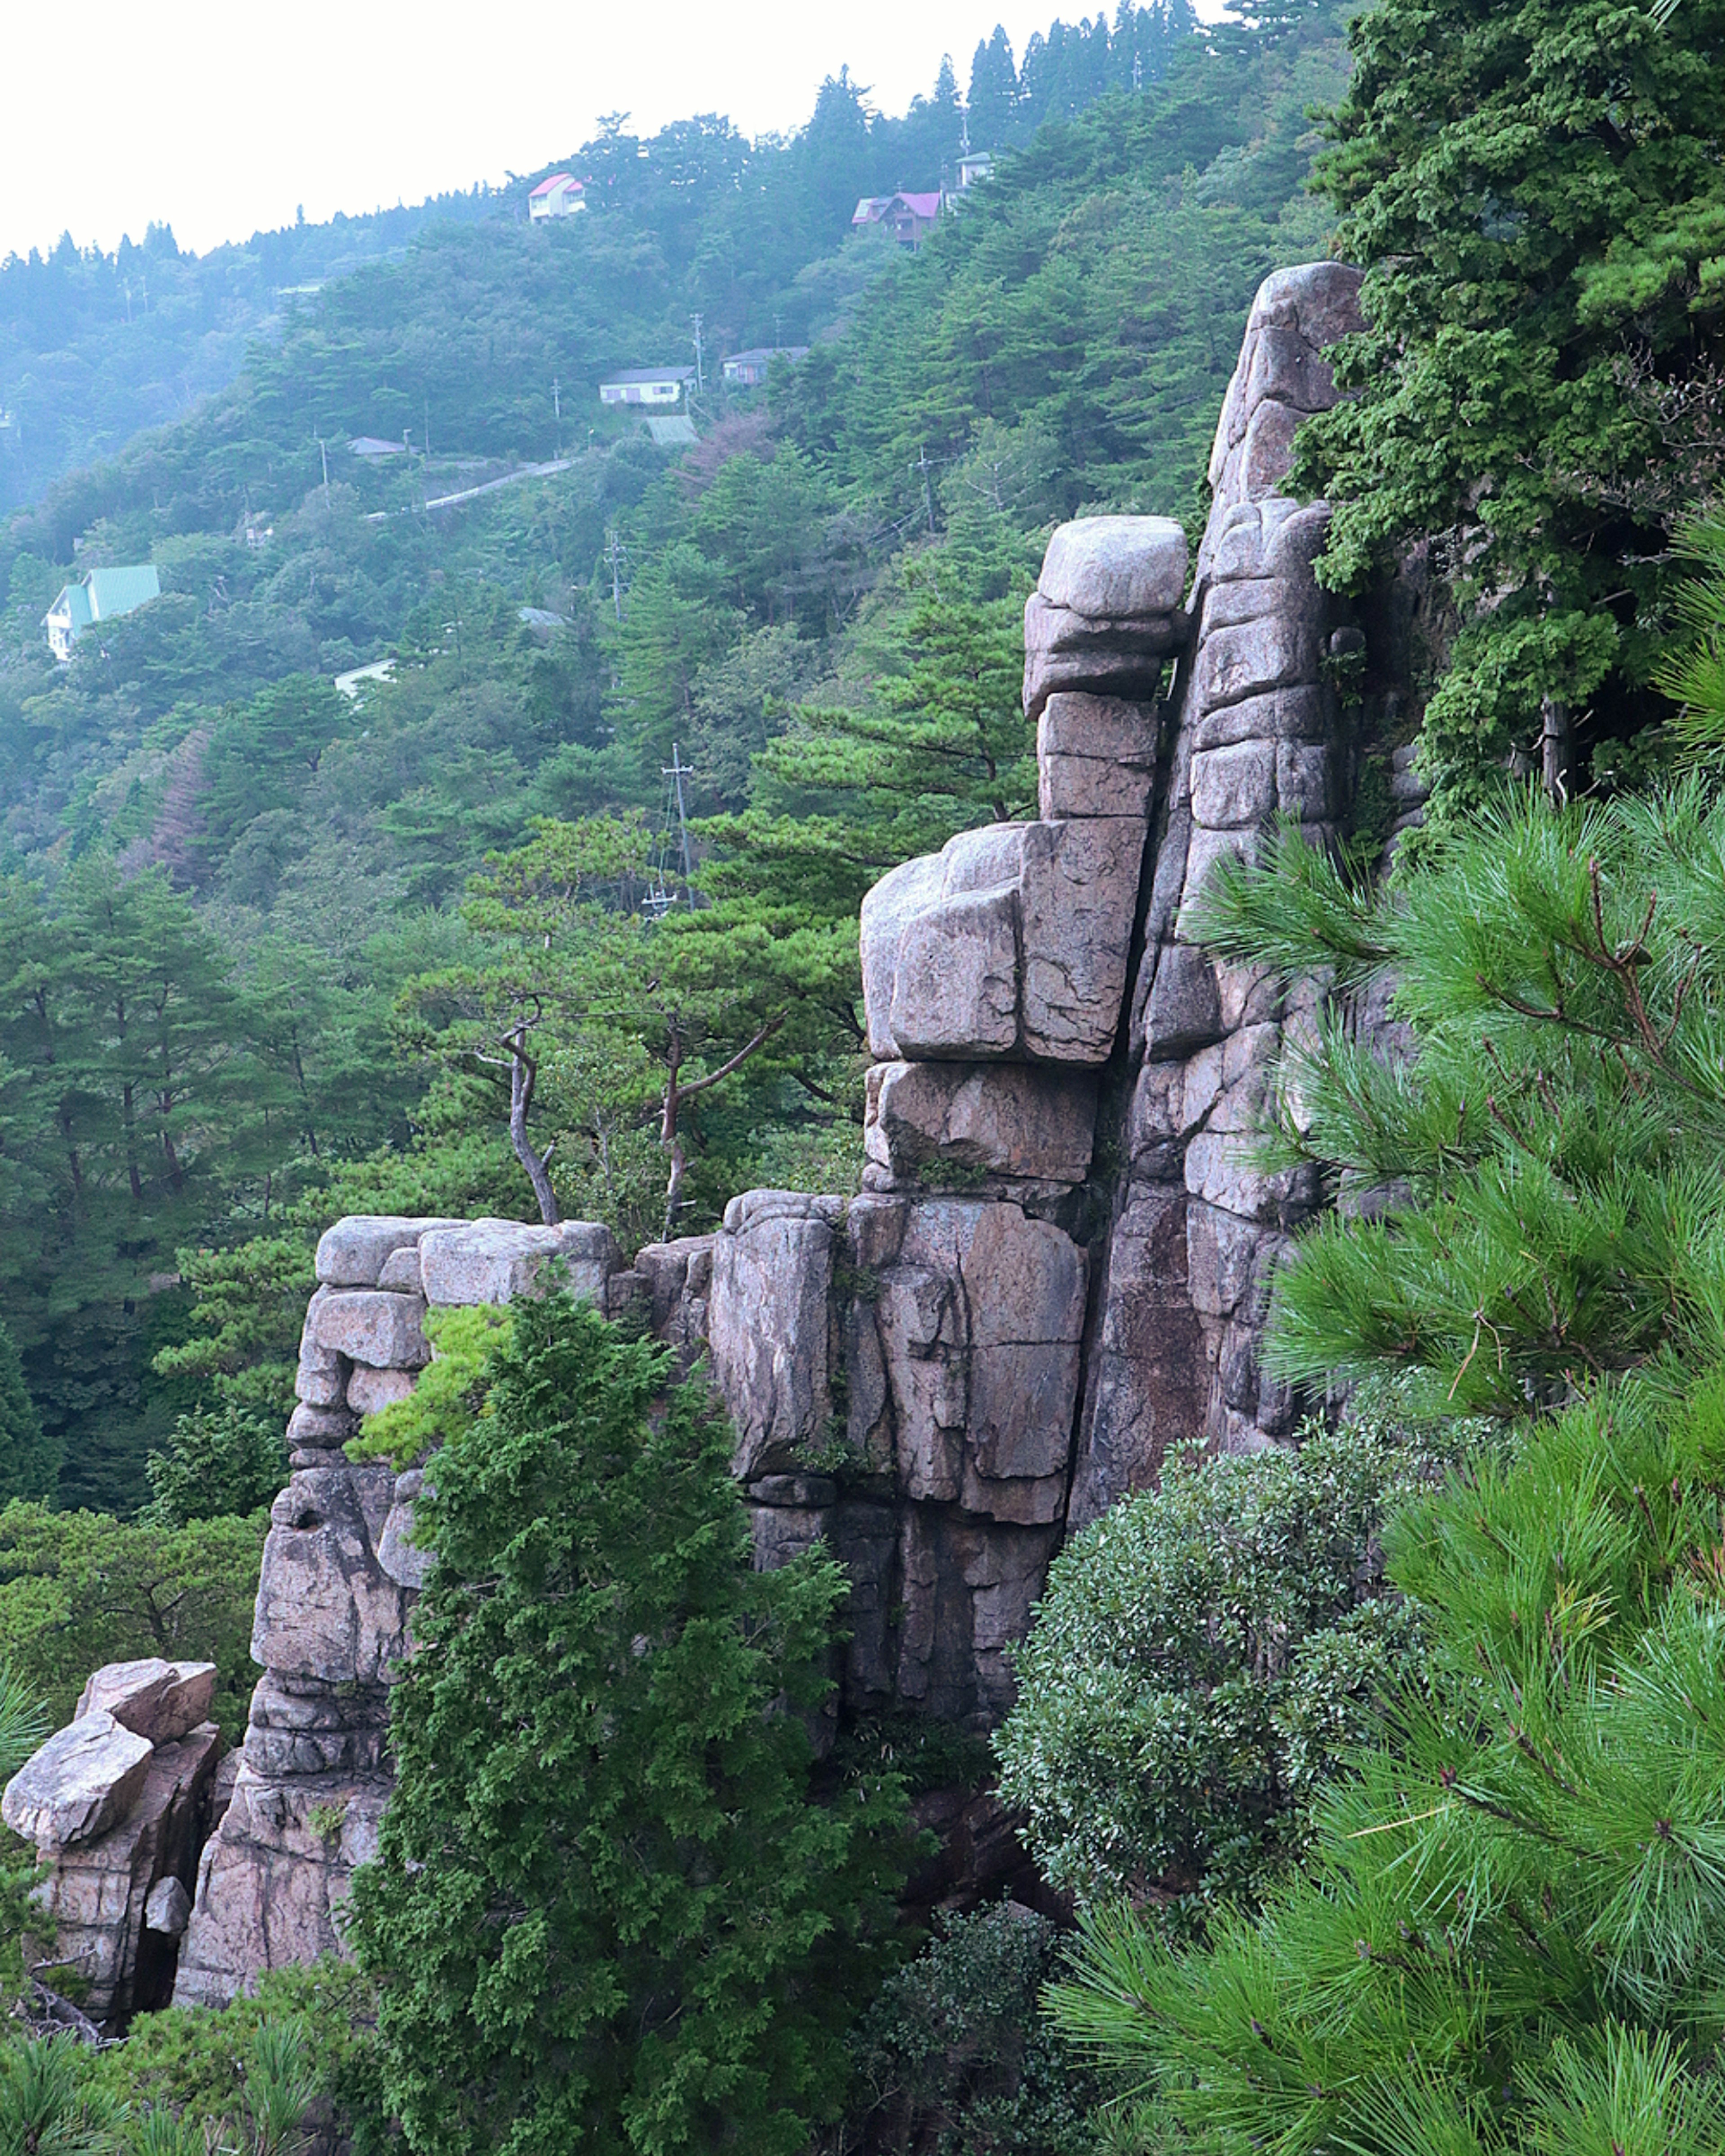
599 366 695 408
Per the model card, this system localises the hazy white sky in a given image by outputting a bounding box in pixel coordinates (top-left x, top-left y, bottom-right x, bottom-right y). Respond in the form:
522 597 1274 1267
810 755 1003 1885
0 0 1176 263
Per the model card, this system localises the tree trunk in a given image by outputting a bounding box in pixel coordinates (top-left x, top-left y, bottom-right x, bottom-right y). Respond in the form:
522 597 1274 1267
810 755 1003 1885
508 1030 560 1226
1540 695 1570 808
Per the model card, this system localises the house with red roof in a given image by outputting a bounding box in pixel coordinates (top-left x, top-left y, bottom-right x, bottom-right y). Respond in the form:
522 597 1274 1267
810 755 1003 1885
851 191 944 248
530 173 586 221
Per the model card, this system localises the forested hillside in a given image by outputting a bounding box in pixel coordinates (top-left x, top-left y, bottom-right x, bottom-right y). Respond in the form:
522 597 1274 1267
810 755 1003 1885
0 189 502 516
0 0 1340 1511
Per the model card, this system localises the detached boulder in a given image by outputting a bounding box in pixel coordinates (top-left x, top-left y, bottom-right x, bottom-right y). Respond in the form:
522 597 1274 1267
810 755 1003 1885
76 1658 217 1746
3 1713 153 1849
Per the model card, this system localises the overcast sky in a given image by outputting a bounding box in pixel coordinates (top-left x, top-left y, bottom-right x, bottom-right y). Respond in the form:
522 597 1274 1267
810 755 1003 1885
0 0 1200 263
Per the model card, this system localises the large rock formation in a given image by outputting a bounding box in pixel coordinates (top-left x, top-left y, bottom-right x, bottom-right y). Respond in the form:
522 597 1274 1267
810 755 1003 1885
145 258 1376 2010
3 1659 221 2032
174 1216 620 2008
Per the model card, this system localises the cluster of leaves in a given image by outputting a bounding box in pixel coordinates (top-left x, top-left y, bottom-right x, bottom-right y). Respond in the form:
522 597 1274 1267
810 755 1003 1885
1194 788 1725 1412
841 1904 1100 2156
996 1419 1456 1929
1037 777 1725 2152
0 1500 264 1737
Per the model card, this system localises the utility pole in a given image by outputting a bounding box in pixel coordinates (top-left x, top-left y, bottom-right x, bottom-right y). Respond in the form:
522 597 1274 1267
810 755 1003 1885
606 530 624 621
318 437 331 507
666 743 695 902
423 393 431 460
553 375 561 455
917 446 936 535
691 312 704 396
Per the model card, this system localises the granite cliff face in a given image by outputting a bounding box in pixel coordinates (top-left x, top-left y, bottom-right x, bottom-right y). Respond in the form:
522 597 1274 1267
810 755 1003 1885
0 259 1386 2014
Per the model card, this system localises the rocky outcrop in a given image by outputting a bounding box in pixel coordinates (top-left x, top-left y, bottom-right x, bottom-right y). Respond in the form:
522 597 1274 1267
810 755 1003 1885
2 1661 222 2031
150 258 1374 2011
174 1215 625 2009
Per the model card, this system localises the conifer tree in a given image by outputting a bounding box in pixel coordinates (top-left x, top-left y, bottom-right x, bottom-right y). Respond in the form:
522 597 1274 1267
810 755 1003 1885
1292 0 1725 822
347 1293 910 2156
1045 782 1725 2152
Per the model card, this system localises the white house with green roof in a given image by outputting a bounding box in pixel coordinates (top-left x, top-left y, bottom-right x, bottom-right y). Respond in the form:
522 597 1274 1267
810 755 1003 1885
44 564 161 661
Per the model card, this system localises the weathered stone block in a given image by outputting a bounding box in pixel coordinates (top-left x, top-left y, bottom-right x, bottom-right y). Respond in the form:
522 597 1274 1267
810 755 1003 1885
869 819 1143 1068
314 1216 463 1289
75 1660 216 1746
1019 817 1144 1061
252 1465 410 1687
708 1194 840 1480
4 1714 154 1849
1192 612 1321 711
890 884 1020 1058
145 1876 192 1936
307 1288 429 1371
1138 940 1223 1059
286 1402 354 1448
1190 739 1277 829
1037 691 1159 820
376 1469 433 1590
345 1365 417 1418
864 1060 1097 1184
859 853 947 1060
1238 398 1303 499
1191 684 1327 752
1037 515 1189 619
418 1218 620 1306
1022 594 1187 720
293 1334 344 1409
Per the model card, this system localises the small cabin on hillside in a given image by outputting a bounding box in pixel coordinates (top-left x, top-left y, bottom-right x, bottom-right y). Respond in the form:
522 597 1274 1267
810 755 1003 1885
599 366 695 408
529 173 586 221
851 191 943 247
349 435 407 459
721 346 809 388
43 564 161 662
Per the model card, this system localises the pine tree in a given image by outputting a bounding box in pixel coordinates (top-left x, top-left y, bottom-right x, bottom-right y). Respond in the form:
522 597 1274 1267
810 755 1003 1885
347 1293 911 2156
0 1313 55 1503
1042 780 1725 2152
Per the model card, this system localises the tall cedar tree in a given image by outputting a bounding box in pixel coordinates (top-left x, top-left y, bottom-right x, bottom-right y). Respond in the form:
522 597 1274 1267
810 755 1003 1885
1290 0 1725 822
1042 778 1725 2151
346 1294 911 2156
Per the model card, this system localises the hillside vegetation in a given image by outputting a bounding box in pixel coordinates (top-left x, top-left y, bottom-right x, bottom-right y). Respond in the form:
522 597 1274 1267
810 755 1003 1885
0 0 1345 1510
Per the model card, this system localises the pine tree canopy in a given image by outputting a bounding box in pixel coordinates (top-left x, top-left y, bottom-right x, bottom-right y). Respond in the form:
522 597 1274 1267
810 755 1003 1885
1050 778 1725 2154
1192 786 1725 1414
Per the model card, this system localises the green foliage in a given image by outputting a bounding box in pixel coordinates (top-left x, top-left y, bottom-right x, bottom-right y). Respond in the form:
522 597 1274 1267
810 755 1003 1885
1192 791 1725 1414
345 1303 507 1467
347 1291 913 2156
1050 1362 1725 2156
0 1502 263 1736
1656 511 1725 755
0 1311 55 1502
1290 0 1725 822
997 1421 1440 1927
141 1401 287 1526
93 1962 386 2156
844 1904 1098 2156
